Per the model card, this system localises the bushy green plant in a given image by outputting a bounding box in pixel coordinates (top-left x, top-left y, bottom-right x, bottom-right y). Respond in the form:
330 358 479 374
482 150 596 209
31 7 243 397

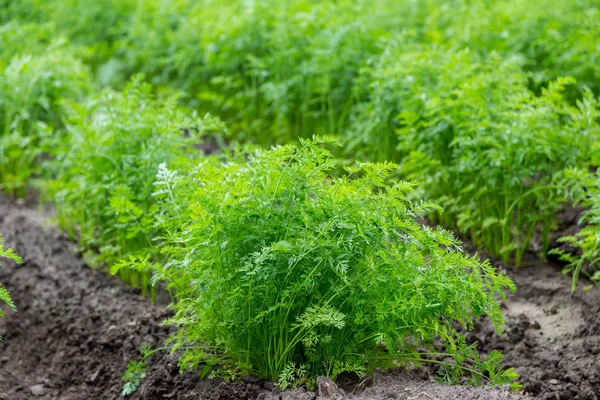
21 0 421 143
2 0 600 343
348 43 600 265
6 0 598 148
45 76 226 293
0 0 133 49
30 0 595 272
0 0 45 23
5 0 600 122
0 234 21 339
144 138 517 387
0 40 90 197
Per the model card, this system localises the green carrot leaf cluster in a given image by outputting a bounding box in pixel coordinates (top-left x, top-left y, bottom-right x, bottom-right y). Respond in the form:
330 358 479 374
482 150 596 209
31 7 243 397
145 138 516 386
45 76 226 293
0 234 21 333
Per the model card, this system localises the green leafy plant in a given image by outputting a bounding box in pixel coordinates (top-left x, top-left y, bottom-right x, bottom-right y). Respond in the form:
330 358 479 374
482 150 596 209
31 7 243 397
426 0 600 98
2 1 600 382
552 170 600 292
110 0 411 145
0 234 21 339
42 0 596 274
348 42 600 265
0 39 90 197
146 137 517 388
3 0 422 145
120 343 153 397
0 21 57 61
45 75 227 294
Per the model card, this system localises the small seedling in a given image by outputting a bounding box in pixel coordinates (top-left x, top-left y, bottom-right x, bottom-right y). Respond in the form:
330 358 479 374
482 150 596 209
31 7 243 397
120 343 154 397
0 234 21 340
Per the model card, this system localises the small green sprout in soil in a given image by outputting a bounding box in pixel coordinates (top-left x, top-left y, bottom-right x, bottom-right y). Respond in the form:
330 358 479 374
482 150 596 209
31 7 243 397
0 234 21 338
120 343 154 397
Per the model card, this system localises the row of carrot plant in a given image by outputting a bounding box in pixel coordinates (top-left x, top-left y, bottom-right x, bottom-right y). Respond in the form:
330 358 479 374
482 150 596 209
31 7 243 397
2 0 600 276
0 17 525 393
1 73 521 387
0 0 599 390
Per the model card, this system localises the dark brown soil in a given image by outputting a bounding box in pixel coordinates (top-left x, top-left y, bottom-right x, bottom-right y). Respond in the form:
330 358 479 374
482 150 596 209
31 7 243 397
0 194 595 399
466 254 600 400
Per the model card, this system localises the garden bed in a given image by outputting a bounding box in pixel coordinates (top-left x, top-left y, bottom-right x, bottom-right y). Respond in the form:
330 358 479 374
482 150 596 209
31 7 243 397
465 254 600 399
0 194 598 399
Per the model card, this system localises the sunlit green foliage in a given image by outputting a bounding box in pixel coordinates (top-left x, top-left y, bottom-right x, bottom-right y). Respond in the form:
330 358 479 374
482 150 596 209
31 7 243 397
45 76 226 293
552 170 600 292
0 234 21 337
6 0 598 140
348 43 600 265
4 0 597 268
0 38 90 197
1 0 599 388
426 0 600 97
0 22 57 60
107 0 413 143
143 138 517 387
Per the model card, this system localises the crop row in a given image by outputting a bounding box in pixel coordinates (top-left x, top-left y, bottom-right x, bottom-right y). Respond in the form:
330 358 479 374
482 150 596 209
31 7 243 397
3 0 600 272
0 0 599 391
0 74 520 387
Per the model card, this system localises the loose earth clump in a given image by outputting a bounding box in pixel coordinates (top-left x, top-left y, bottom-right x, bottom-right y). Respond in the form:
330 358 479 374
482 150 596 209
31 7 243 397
0 194 597 399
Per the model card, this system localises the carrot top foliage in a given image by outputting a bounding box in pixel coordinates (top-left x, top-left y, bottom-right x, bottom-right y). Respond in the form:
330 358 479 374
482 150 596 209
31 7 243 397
0 35 90 198
2 0 600 271
348 44 600 265
0 234 21 329
1 0 600 391
45 76 226 294
141 138 518 388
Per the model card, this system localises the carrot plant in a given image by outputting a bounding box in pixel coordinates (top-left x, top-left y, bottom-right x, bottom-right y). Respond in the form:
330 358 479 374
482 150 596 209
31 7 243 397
348 43 600 265
4 0 600 131
143 137 518 388
6 0 598 154
0 22 57 60
1 0 599 313
0 39 90 197
0 234 21 339
45 76 226 294
120 343 154 397
4 0 419 144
